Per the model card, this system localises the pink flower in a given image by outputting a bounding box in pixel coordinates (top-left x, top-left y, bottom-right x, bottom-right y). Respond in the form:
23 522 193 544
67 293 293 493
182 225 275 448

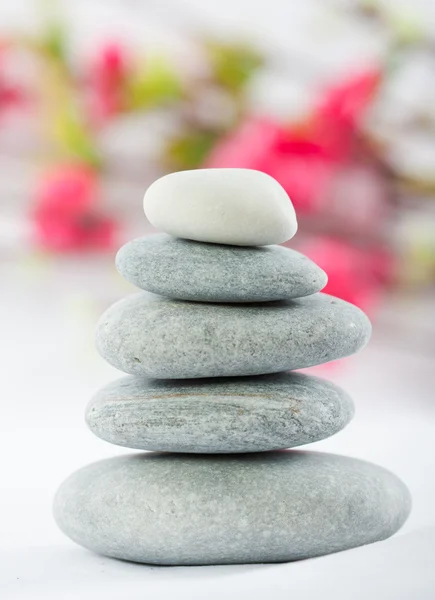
33 164 116 252
86 42 130 126
309 67 382 161
0 82 22 109
316 68 381 131
297 237 391 314
0 47 25 116
204 117 281 170
206 69 389 318
261 148 337 213
205 68 382 213
206 117 338 213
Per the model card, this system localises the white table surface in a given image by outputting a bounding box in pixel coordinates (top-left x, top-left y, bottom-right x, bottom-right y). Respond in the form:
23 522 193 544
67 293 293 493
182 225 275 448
1 259 435 599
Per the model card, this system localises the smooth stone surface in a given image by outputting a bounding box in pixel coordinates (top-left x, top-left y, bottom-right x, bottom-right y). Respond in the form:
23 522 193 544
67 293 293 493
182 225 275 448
116 234 327 302
53 451 411 565
95 292 371 379
143 168 298 246
86 372 354 453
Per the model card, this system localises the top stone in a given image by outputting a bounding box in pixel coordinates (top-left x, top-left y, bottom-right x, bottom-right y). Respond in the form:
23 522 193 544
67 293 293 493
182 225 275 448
143 168 298 246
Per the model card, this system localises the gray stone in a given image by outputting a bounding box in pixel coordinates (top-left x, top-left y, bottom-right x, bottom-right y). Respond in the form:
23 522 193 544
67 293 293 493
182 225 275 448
53 451 411 565
95 292 371 379
85 372 354 453
115 234 327 302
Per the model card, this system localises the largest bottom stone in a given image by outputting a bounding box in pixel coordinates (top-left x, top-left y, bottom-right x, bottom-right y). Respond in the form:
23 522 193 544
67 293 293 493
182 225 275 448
54 451 411 565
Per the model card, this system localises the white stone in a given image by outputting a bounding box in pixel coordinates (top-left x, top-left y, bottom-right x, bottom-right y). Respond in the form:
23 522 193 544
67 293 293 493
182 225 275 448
143 168 298 246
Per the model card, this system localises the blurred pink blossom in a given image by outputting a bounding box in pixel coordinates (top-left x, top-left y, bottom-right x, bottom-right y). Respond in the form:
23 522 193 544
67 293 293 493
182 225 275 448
0 46 26 116
299 237 393 314
86 41 130 126
206 68 382 214
33 164 116 252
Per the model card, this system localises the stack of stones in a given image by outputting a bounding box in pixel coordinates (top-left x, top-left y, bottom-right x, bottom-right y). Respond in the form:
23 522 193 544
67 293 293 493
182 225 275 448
54 169 411 566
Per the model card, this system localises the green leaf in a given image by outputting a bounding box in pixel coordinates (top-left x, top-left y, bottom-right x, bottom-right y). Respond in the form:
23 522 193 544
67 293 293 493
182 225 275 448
127 57 183 110
42 20 66 61
166 131 218 170
205 41 263 93
54 109 101 168
389 8 423 46
37 0 68 61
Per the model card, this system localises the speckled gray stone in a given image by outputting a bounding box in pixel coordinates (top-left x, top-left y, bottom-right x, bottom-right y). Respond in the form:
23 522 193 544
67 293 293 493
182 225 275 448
85 372 354 453
115 234 327 302
95 292 371 379
53 451 411 565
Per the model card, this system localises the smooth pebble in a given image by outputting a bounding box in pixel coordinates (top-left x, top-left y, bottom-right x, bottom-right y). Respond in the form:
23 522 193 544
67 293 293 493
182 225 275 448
143 168 297 246
116 234 327 302
86 372 354 453
95 292 371 379
53 451 411 565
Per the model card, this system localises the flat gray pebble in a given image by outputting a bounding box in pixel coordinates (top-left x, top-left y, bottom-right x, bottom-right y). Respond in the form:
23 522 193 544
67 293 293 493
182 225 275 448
116 234 327 302
95 292 371 379
86 372 354 453
53 451 411 565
